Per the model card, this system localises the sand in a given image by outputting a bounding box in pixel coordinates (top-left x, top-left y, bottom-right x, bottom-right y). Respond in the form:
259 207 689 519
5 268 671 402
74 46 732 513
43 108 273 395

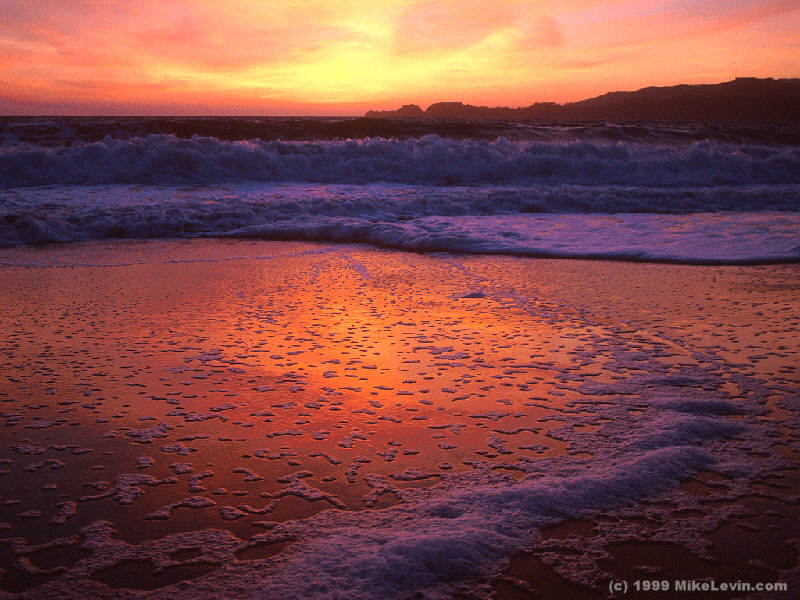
0 239 797 599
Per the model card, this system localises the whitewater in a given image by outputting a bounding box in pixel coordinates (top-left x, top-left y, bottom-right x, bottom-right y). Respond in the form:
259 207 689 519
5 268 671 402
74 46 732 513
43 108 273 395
1 117 798 262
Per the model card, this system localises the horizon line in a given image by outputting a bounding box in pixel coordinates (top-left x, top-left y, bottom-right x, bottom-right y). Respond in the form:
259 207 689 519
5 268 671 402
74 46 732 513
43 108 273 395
2 76 798 118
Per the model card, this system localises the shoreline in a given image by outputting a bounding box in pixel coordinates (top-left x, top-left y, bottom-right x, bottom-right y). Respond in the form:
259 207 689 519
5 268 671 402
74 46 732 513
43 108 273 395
2 205 800 266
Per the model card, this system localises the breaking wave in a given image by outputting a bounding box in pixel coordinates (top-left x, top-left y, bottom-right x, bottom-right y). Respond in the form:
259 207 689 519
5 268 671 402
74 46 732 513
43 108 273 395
2 118 798 261
3 134 800 188
1 183 799 263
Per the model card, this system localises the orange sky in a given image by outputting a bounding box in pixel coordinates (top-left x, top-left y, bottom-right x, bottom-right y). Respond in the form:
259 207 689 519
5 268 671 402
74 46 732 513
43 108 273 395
1 0 798 115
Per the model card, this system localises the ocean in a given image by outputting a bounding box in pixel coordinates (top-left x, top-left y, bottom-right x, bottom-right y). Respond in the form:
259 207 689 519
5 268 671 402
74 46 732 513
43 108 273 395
0 117 799 599
1 116 799 263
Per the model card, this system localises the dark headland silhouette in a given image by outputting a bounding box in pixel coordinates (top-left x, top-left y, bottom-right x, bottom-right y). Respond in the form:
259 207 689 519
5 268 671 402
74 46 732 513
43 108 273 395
366 78 800 122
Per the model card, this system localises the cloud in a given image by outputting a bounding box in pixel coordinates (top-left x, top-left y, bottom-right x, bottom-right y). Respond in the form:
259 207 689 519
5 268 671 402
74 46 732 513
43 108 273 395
1 0 371 73
390 1 566 55
560 0 800 50
535 16 565 47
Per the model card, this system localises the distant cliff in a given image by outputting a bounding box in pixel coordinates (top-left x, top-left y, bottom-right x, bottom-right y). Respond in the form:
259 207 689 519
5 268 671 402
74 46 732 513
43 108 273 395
366 78 800 122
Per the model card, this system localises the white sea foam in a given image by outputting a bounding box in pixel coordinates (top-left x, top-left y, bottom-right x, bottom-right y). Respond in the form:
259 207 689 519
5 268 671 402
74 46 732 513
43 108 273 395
250 447 715 599
226 212 800 264
1 183 798 263
2 122 797 262
241 366 763 599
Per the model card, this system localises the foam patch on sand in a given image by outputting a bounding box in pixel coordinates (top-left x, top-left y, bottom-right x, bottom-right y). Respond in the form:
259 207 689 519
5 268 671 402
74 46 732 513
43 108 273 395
250 445 713 600
244 376 760 600
1 242 796 599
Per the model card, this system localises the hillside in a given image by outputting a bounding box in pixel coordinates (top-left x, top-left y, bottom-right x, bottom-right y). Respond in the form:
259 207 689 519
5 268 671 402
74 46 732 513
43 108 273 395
365 78 800 122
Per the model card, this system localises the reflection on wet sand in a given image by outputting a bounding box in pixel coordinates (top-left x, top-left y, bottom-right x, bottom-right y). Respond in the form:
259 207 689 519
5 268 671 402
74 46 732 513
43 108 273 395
0 240 798 599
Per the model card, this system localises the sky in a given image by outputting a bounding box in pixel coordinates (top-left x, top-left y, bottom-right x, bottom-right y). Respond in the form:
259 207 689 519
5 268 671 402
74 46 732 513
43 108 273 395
1 0 798 115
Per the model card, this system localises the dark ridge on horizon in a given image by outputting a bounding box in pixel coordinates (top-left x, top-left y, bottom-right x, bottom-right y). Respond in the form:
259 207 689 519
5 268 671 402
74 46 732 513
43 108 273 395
366 78 800 123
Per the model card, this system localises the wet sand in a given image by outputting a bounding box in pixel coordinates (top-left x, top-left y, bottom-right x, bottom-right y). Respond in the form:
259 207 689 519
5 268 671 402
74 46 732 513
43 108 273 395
0 240 798 599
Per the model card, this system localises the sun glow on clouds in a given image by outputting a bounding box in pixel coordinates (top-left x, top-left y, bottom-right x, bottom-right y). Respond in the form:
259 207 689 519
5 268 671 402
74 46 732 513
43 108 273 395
1 0 798 114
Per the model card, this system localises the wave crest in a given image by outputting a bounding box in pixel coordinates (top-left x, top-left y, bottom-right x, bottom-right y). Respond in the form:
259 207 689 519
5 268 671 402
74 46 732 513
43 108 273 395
3 135 799 188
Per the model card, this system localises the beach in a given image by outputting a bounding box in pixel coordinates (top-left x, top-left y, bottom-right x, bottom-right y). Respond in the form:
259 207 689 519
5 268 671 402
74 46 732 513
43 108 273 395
1 239 797 599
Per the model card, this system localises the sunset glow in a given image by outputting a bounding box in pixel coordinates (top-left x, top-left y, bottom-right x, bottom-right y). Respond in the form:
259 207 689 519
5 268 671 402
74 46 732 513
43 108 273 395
2 0 799 114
